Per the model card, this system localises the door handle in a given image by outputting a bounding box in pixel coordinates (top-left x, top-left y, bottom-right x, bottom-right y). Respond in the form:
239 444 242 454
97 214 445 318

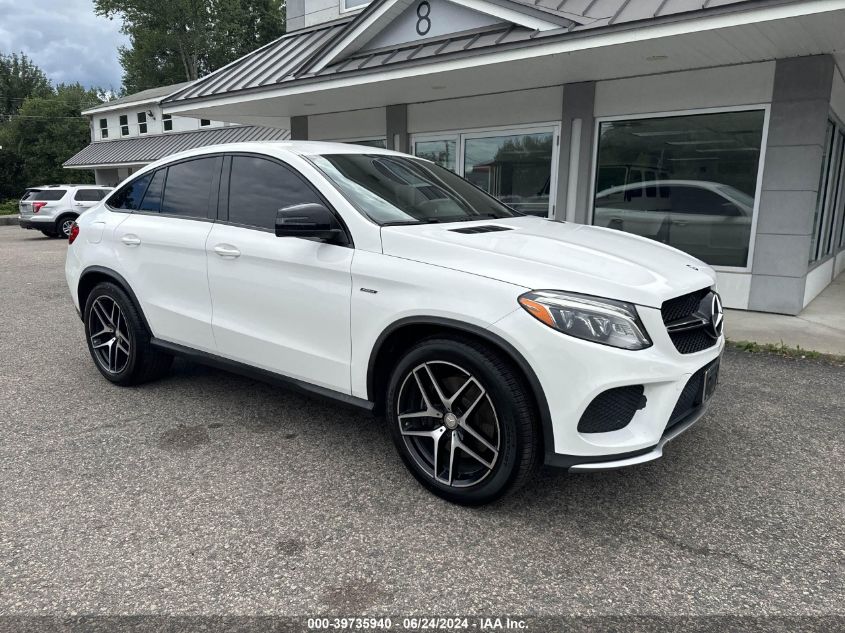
674 221 689 226
213 244 241 258
74 203 86 207
121 234 141 247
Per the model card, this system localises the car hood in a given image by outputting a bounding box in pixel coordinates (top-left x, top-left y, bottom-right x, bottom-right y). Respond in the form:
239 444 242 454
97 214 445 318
380 216 717 308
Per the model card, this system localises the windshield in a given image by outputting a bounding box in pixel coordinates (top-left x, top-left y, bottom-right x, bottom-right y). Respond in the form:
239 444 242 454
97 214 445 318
308 154 519 225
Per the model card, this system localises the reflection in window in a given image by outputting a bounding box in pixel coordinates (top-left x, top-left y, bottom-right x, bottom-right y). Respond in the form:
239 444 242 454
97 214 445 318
593 110 765 268
464 132 553 217
415 140 457 172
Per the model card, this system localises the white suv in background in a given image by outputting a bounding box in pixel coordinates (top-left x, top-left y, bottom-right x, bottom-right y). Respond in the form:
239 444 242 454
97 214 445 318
65 142 724 505
19 185 112 238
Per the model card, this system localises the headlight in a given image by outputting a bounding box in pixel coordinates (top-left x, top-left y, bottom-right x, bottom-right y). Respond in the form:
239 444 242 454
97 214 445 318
518 290 652 350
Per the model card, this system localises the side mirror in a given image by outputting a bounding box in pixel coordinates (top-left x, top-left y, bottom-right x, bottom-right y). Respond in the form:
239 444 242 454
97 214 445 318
275 203 346 243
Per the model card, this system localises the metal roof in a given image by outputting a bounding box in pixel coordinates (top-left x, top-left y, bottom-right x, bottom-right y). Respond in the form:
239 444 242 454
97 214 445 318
164 0 755 103
63 125 290 168
82 81 194 115
166 21 351 103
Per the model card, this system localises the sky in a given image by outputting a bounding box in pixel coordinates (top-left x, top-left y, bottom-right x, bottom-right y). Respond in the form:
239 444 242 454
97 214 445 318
0 0 128 91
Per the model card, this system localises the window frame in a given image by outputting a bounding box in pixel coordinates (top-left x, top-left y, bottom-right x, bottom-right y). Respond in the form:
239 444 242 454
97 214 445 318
137 111 148 135
119 114 129 136
220 151 353 246
339 0 370 14
99 118 108 140
162 113 173 132
200 118 211 127
410 122 561 219
106 154 224 221
588 104 771 274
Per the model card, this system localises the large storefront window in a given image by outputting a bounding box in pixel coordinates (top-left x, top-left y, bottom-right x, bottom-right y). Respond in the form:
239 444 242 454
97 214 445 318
415 139 457 171
593 110 765 268
811 121 845 263
464 132 553 217
413 127 557 217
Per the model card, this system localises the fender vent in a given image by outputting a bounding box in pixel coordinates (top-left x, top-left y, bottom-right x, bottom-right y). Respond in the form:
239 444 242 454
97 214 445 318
450 225 514 234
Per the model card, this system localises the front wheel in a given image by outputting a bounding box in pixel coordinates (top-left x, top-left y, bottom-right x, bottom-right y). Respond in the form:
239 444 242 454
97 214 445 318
386 336 541 505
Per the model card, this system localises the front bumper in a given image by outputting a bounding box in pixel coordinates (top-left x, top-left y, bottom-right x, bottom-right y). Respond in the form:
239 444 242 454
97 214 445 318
565 399 710 471
489 305 723 468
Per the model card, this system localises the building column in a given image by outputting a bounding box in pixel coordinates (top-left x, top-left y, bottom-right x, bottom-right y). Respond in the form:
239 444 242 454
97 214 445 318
386 104 408 153
555 82 595 224
290 115 309 140
748 55 834 315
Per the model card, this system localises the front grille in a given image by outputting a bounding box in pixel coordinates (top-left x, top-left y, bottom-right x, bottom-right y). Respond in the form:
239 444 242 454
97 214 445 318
661 287 719 355
578 385 645 433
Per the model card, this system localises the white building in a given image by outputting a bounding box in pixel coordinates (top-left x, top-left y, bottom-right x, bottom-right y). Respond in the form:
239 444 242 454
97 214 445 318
158 0 845 315
65 82 289 186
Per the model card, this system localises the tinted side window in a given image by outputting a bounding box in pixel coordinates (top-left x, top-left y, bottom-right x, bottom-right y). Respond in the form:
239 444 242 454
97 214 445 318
227 156 323 230
33 190 67 201
109 174 152 211
139 169 166 212
74 189 105 202
161 158 218 218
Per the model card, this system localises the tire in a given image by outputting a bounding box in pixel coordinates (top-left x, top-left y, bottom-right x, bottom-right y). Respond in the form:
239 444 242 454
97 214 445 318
386 336 540 505
83 282 172 385
56 215 77 239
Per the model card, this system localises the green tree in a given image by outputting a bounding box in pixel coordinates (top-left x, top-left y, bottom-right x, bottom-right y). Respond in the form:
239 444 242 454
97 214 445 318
95 0 286 93
0 84 102 199
0 52 52 117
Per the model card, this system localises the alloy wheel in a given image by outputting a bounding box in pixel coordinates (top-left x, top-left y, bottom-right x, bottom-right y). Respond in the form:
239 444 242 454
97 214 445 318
60 219 74 238
397 361 500 488
89 296 131 374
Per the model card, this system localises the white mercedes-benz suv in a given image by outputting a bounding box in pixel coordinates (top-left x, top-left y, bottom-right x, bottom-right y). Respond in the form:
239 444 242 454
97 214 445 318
66 142 724 505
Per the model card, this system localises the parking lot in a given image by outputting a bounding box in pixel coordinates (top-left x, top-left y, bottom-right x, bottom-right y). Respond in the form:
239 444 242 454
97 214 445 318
0 224 843 619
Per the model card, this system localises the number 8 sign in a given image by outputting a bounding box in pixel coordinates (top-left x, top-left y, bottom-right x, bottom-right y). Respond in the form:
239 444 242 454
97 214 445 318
416 1 431 36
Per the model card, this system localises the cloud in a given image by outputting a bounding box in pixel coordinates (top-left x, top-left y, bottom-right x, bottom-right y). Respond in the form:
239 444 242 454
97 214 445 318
0 0 128 91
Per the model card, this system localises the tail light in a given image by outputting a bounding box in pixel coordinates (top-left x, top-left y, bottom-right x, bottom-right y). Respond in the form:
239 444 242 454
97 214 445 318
68 222 80 244
32 202 47 213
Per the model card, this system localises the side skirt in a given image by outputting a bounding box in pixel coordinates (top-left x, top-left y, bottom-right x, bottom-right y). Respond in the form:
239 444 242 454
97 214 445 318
150 338 375 413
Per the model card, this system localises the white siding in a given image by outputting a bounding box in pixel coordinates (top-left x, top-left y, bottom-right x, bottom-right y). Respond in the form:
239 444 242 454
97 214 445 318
308 107 386 141
408 86 563 134
594 62 776 118
89 103 227 142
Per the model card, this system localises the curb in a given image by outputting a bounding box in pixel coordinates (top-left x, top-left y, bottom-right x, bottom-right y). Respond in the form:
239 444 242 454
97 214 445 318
0 215 20 226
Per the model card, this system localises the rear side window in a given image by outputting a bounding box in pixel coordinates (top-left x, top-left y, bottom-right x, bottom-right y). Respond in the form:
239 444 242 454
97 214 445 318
74 189 106 202
161 158 218 218
109 174 152 210
21 190 41 201
33 190 66 201
227 156 323 230
139 169 166 212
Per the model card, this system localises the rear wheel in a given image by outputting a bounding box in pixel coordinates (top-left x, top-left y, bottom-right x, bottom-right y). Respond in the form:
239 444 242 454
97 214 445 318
83 282 172 385
56 215 77 239
386 336 540 505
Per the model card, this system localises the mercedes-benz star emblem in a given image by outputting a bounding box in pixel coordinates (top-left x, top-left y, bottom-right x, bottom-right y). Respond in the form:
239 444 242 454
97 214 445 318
709 293 724 339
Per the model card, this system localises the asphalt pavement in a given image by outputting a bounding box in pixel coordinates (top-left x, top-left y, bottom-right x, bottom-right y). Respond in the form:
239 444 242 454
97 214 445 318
0 225 842 622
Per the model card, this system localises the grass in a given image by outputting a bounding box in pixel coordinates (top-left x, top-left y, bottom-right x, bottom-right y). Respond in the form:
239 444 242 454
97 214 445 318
727 339 845 365
0 200 19 216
